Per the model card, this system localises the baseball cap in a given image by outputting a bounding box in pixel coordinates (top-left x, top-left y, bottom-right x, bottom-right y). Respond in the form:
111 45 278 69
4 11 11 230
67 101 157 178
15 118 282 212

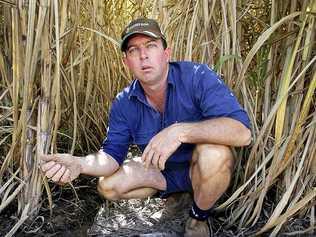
120 18 167 52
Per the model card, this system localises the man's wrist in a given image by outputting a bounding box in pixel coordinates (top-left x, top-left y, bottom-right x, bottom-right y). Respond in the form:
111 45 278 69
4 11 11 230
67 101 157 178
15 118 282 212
78 155 89 174
176 122 191 143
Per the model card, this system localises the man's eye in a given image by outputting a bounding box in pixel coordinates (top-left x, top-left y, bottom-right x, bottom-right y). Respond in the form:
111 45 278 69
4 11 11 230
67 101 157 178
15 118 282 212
128 48 137 54
128 48 135 53
146 43 157 49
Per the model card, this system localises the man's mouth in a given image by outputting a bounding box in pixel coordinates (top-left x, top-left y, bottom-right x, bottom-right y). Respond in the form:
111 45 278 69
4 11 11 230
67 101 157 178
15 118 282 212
141 66 152 71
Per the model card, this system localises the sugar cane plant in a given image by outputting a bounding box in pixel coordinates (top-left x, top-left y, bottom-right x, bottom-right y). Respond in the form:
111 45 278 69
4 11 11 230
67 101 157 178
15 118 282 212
0 0 315 236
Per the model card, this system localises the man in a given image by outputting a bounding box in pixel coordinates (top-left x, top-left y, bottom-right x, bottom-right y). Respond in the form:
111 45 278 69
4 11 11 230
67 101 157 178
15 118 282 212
41 18 251 236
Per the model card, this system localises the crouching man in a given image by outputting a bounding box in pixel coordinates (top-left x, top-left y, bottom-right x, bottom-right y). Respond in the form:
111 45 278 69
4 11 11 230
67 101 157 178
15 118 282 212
41 18 251 236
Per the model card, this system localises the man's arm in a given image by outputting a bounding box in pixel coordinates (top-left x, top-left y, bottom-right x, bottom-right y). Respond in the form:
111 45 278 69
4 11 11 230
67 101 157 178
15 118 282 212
41 150 119 184
80 150 120 176
142 117 251 170
178 117 251 146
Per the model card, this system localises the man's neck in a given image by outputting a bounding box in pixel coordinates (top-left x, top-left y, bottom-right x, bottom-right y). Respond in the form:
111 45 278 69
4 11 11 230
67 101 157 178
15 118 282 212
142 78 167 96
140 65 169 113
143 80 167 113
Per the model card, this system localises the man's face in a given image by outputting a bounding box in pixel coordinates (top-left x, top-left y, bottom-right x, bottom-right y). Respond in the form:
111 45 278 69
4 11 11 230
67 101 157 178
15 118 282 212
123 34 171 87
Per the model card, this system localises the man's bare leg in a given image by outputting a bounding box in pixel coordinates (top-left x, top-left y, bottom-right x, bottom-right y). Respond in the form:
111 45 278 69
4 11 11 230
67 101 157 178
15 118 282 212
185 144 234 236
97 157 166 200
190 144 234 209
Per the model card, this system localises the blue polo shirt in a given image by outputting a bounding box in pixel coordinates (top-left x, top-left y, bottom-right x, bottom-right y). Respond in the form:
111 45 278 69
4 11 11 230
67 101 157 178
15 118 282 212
101 61 250 167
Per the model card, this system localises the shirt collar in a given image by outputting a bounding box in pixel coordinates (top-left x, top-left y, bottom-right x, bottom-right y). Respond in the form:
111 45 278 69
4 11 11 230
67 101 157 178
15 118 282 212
128 79 145 101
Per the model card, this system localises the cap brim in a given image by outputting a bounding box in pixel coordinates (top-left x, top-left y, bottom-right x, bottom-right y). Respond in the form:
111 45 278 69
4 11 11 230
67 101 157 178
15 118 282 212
120 31 160 51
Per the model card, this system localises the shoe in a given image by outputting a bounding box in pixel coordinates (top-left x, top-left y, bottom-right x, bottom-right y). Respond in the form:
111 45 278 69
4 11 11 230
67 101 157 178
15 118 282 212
184 217 210 237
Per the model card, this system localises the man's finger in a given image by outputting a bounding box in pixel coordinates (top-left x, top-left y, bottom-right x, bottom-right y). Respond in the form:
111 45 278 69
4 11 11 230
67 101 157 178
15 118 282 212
51 165 66 182
45 164 61 179
60 168 71 183
158 155 166 170
144 149 155 169
141 142 151 163
40 154 58 162
41 161 56 172
151 152 160 169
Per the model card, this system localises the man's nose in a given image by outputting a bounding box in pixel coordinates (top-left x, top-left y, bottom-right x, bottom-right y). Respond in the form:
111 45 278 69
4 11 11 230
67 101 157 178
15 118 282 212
139 46 148 59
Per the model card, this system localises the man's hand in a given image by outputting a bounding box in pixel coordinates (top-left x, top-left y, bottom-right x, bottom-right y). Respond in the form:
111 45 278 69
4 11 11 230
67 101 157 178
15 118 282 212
40 154 82 185
142 123 182 170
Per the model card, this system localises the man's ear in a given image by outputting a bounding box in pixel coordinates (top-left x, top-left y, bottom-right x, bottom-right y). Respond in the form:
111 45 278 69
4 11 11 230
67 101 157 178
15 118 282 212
164 47 171 62
122 53 128 67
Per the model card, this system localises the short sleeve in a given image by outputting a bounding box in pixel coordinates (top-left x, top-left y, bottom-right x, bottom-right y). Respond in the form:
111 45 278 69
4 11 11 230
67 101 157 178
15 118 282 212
101 99 132 165
193 65 250 129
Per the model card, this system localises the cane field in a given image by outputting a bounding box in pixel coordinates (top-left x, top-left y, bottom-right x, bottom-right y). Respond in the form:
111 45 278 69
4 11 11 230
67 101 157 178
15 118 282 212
0 0 315 236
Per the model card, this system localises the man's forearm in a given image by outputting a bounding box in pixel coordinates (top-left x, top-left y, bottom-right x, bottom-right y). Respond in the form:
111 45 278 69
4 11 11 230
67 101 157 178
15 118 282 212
79 150 119 177
177 117 251 147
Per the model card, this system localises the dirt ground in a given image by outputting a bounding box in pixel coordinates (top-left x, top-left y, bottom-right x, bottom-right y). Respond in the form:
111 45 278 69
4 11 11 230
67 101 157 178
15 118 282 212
0 176 314 237
0 177 100 237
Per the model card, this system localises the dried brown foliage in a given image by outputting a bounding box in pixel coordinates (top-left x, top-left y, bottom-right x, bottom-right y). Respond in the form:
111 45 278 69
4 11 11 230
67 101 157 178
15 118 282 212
0 0 315 236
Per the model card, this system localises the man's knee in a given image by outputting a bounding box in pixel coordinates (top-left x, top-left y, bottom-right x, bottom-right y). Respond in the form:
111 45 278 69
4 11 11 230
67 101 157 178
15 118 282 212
97 176 122 201
193 144 234 179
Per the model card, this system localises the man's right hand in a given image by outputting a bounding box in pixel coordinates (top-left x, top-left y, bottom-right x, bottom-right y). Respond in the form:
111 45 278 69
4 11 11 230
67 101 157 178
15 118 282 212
40 154 82 185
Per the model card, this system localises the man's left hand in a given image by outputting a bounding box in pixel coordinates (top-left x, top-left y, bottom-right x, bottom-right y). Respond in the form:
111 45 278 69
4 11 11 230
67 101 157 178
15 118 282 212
142 123 182 170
